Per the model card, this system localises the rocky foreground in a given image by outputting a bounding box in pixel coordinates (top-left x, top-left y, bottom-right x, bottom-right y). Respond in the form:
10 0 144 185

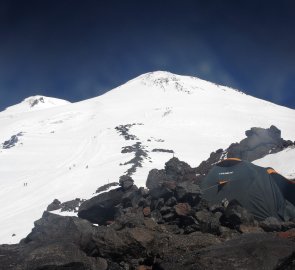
1 158 295 270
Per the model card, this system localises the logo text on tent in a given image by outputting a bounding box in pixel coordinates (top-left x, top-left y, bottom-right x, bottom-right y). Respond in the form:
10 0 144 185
218 171 234 175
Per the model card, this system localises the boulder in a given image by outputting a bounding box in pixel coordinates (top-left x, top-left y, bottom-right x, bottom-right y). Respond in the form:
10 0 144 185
209 203 225 214
220 200 254 229
160 206 172 215
152 198 165 210
260 216 282 232
174 203 191 216
195 209 221 234
146 169 166 190
3 212 106 270
162 212 176 222
24 212 94 245
150 187 173 200
92 226 157 262
165 196 177 207
119 175 134 190
47 199 61 211
60 198 82 212
138 187 149 197
175 181 201 204
162 180 177 190
121 185 141 208
137 197 151 208
165 157 197 182
78 188 124 224
113 208 145 229
151 209 163 223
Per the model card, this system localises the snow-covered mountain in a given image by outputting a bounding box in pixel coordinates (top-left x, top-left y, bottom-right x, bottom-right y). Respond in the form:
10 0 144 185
0 71 295 244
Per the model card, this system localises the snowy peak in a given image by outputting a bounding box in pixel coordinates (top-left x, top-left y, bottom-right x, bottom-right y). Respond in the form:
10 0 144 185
26 96 48 107
3 95 70 113
131 71 244 95
138 71 193 94
137 71 180 85
99 71 249 107
100 71 247 109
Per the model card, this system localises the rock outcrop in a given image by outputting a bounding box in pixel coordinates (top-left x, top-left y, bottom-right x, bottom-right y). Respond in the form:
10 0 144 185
227 125 292 161
1 132 24 149
47 198 83 212
196 125 294 176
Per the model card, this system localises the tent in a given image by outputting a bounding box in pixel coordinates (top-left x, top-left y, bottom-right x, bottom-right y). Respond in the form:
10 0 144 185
200 158 295 221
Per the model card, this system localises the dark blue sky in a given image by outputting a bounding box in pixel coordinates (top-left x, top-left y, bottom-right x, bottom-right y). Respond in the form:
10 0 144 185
0 0 294 111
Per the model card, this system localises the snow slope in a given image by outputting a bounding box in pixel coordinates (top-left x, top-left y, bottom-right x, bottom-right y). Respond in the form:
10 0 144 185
0 71 295 244
254 146 295 179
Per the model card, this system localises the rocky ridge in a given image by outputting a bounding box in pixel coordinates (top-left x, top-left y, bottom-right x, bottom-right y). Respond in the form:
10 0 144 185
116 123 152 176
1 157 295 270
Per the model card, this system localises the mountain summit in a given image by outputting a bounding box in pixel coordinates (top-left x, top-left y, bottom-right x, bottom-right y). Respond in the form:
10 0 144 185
0 71 295 243
4 95 70 113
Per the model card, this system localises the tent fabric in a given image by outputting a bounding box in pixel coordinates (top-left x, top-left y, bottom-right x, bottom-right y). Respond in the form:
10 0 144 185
201 159 295 221
267 168 295 206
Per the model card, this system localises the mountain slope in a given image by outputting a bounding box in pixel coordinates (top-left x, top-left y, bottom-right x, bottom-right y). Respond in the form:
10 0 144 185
253 146 295 179
0 71 295 244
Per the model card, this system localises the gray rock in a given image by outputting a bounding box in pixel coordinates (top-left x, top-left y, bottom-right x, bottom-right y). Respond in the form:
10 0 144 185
165 157 197 183
165 196 177 207
119 175 134 190
151 209 163 223
220 200 255 229
175 181 201 205
260 216 282 232
47 199 61 211
150 187 173 200
146 169 166 190
195 209 220 234
78 188 124 224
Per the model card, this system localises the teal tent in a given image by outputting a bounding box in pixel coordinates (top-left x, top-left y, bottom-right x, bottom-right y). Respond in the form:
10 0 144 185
201 158 295 221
